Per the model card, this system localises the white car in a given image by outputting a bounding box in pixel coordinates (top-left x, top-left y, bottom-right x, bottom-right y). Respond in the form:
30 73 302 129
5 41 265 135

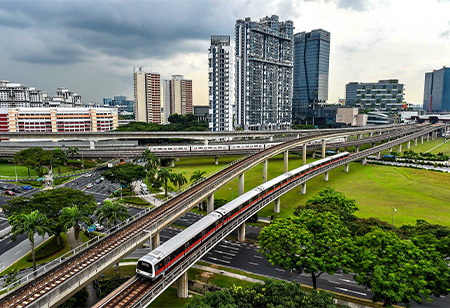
94 223 105 231
84 173 92 178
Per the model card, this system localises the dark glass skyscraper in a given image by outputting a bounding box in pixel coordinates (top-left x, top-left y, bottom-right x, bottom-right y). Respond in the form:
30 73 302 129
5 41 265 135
292 29 330 124
423 67 450 112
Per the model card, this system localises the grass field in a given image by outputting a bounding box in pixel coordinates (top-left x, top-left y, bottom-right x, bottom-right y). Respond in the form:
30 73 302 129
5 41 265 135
167 145 450 227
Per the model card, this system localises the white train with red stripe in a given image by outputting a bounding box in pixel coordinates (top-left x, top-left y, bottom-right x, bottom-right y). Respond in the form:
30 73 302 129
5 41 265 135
136 151 350 279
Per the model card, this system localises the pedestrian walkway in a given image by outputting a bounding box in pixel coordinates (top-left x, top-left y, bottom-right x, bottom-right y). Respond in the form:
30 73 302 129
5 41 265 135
67 229 99 307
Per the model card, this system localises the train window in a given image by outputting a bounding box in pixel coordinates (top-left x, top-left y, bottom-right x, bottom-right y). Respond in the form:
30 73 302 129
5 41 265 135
137 261 151 272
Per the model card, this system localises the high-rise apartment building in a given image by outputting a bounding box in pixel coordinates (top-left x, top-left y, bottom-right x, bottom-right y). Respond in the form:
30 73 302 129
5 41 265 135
292 29 330 124
208 35 234 131
133 67 161 124
162 75 193 123
345 79 405 111
423 67 450 112
235 15 294 130
0 80 46 108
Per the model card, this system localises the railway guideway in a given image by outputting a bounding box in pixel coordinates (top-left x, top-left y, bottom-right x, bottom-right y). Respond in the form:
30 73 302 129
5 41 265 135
0 124 439 308
100 124 444 308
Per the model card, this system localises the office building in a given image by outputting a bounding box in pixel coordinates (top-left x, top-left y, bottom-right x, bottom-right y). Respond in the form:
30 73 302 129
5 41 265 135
292 29 330 124
162 75 193 123
208 35 234 131
423 66 450 112
345 79 405 111
133 67 161 124
0 107 118 133
235 15 294 130
103 95 134 116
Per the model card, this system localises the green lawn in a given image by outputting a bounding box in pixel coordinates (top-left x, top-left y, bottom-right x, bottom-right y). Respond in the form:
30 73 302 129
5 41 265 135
167 152 450 227
148 287 190 308
0 163 47 178
188 267 255 289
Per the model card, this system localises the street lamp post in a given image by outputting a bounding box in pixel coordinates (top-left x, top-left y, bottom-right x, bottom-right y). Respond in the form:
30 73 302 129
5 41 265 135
392 207 397 225
82 151 85 172
14 163 18 182
229 187 233 200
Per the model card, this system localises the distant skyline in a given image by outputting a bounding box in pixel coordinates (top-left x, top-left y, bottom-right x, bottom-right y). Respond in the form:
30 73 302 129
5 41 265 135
0 0 449 106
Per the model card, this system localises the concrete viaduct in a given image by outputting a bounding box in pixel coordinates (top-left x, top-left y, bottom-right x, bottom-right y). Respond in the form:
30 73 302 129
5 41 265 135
0 123 446 308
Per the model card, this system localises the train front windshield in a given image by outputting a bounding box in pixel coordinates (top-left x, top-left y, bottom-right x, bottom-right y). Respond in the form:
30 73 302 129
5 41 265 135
137 261 153 275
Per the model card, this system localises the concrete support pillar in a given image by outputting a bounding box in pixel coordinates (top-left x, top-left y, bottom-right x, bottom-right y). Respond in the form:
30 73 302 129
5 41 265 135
372 143 375 148
204 139 209 145
274 197 280 213
239 173 245 196
377 152 381 159
414 138 418 147
263 160 268 183
89 141 95 150
379 131 382 135
297 134 300 139
152 233 160 248
370 132 373 137
214 156 219 165
284 150 289 173
269 136 274 142
427 133 430 142
302 144 307 165
421 135 424 144
362 157 367 165
170 159 175 167
359 134 364 139
177 271 188 298
207 194 214 214
407 140 411 150
301 182 307 194
356 146 360 153
321 139 326 158
312 152 316 158
344 163 349 173
389 147 393 153
238 223 246 242
398 144 402 153
324 171 329 182
432 132 436 140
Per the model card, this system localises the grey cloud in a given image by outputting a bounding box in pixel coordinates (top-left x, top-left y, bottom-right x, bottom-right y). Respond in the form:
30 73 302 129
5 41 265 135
440 30 450 38
336 0 370 11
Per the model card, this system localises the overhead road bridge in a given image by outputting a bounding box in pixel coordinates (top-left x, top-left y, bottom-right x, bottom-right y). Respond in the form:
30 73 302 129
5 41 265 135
0 124 444 308
0 124 408 146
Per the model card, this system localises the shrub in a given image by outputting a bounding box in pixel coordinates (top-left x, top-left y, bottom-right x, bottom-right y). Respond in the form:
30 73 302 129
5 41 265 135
26 236 65 262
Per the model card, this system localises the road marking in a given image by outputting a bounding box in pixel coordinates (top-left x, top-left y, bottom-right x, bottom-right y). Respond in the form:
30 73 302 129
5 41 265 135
208 257 230 264
219 244 239 251
223 256 233 260
213 250 235 257
15 250 22 255
327 280 341 285
335 287 366 296
275 268 285 272
253 255 262 259
338 278 356 284
7 240 12 244
249 262 258 266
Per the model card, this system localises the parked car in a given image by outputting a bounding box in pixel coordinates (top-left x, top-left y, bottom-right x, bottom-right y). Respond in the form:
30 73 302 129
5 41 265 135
1 184 9 190
22 185 33 190
100 177 105 181
86 183 93 189
11 187 22 193
94 223 105 231
84 173 92 178
4 190 15 196
95 179 101 184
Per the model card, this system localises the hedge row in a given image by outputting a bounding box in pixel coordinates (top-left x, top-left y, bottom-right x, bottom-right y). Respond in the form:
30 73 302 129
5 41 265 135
26 236 65 262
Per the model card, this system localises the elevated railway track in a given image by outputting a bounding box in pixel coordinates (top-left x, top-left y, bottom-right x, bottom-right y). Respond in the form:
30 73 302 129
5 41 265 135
0 124 442 308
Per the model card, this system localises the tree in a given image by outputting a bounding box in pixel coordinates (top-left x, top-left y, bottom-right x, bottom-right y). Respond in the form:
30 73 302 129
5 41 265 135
13 148 52 178
66 147 79 173
146 167 157 193
52 148 67 175
190 170 207 183
347 217 396 236
353 228 450 307
294 187 358 222
4 188 96 245
95 199 130 228
213 198 228 210
186 279 345 308
10 210 52 274
171 171 188 191
157 167 174 197
142 150 159 170
61 206 93 245
259 211 354 289
102 163 146 196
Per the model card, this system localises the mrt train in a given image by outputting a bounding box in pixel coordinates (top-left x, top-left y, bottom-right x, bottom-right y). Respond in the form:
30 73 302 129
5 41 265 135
136 151 350 279
148 138 345 153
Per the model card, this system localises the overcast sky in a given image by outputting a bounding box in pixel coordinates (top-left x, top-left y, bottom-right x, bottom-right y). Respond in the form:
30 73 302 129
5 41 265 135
1 0 449 106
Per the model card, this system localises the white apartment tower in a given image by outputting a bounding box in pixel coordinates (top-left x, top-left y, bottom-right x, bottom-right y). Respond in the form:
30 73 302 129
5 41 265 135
162 75 193 123
235 15 294 130
133 67 161 124
208 35 234 131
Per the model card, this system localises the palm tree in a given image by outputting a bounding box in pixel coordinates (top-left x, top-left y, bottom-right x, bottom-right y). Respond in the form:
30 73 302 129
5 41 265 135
10 210 52 274
95 199 130 228
66 147 79 173
146 167 157 193
142 150 159 171
157 168 173 197
172 171 188 191
190 170 207 183
61 206 92 245
53 148 67 175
